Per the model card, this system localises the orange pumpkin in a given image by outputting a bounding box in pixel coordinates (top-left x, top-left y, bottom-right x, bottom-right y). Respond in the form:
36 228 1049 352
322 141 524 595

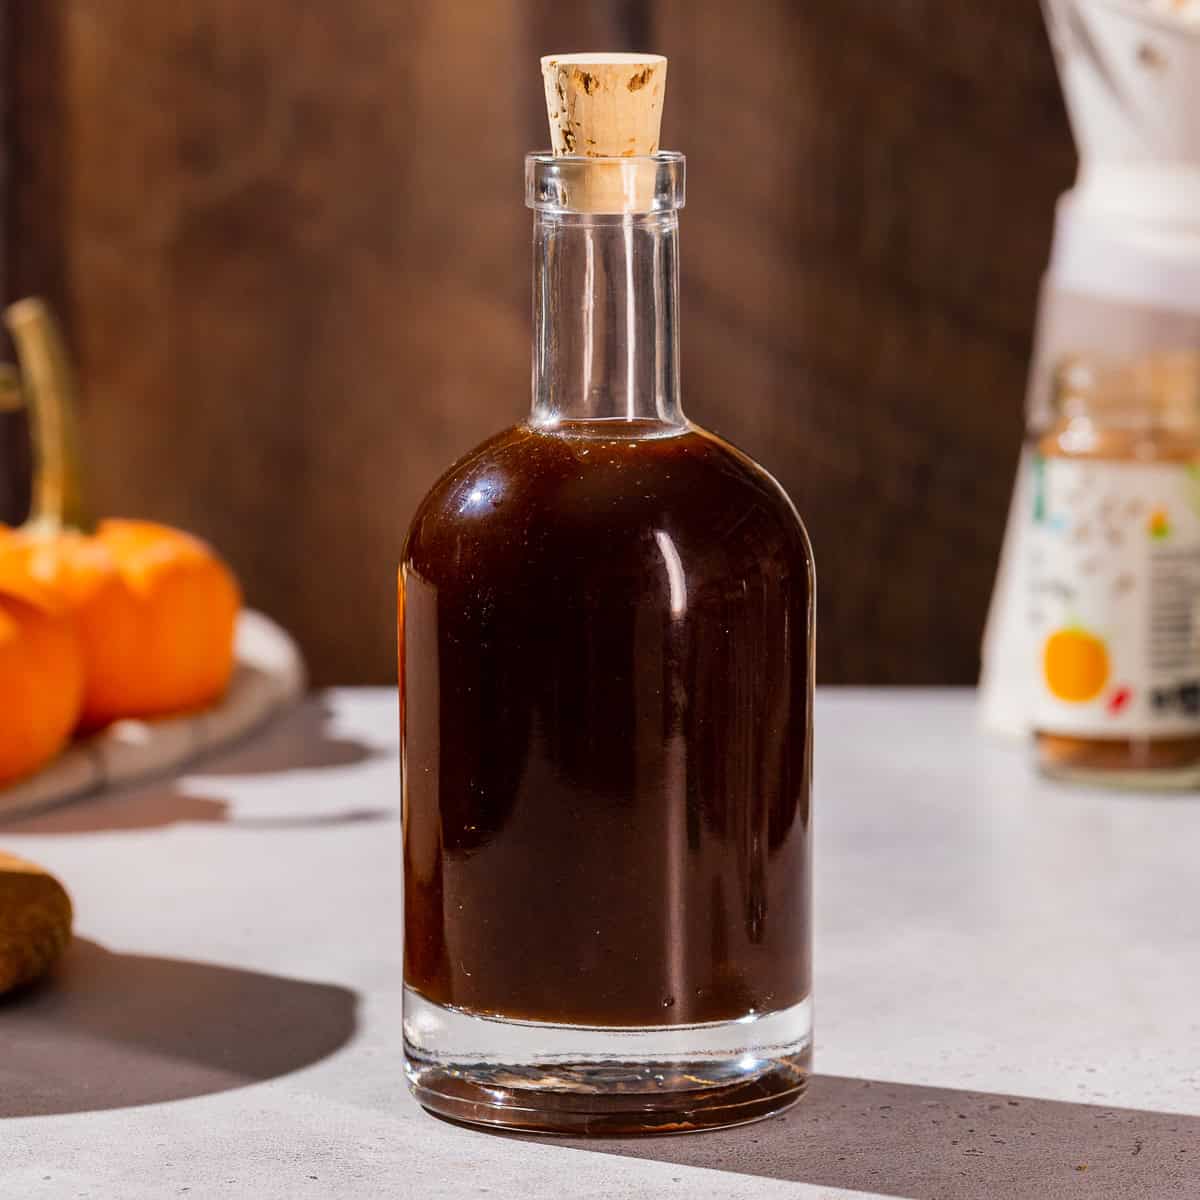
0 543 84 783
8 522 240 731
4 299 241 731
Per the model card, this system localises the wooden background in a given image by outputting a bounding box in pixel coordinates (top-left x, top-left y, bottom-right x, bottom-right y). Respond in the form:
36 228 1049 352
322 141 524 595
0 1 1075 684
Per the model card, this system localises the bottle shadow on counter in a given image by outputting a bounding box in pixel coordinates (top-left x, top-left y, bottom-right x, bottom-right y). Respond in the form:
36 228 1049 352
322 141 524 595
0 938 359 1117
537 1074 1200 1198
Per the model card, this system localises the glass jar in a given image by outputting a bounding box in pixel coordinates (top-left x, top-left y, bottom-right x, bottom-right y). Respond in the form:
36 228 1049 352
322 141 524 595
399 152 815 1133
1032 352 1200 786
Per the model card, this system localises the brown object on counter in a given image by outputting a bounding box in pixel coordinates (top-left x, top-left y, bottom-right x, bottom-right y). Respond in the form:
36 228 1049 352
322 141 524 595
1035 353 1200 782
0 850 73 993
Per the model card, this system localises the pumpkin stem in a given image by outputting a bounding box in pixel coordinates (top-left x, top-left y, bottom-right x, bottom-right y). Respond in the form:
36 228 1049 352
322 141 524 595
4 298 93 534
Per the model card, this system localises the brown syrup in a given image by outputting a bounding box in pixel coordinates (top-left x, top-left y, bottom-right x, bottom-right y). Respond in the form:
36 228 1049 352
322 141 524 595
401 420 813 1027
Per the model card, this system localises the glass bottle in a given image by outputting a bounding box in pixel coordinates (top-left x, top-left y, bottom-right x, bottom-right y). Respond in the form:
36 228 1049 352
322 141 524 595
400 149 815 1133
1032 352 1200 786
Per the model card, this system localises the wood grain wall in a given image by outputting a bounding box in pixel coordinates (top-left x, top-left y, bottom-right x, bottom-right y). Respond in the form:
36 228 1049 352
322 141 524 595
1 1 1075 684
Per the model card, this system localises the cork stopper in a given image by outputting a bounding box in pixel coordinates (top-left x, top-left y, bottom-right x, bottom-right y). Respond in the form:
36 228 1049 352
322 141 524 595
539 53 668 214
541 53 667 158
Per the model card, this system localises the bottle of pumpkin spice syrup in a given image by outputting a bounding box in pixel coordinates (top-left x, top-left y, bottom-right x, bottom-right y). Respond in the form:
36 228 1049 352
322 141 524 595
398 52 815 1134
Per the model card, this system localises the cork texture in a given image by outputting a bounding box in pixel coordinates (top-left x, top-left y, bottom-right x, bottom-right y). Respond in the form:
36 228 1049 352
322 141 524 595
541 53 667 157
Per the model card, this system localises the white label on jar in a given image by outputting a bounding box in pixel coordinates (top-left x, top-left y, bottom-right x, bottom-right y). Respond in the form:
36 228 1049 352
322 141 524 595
1030 455 1200 738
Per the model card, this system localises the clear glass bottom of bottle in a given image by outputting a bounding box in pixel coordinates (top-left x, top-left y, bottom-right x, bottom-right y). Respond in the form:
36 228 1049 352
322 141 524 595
403 986 812 1135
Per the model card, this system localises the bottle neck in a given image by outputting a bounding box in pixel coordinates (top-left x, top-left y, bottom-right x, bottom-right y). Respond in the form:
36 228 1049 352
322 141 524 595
532 210 683 430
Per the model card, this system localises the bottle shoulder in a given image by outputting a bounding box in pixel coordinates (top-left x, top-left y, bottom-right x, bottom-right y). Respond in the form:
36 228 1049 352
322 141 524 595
403 421 812 581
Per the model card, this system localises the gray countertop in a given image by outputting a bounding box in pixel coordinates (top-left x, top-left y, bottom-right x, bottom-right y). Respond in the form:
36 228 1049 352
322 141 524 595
2 689 1198 1199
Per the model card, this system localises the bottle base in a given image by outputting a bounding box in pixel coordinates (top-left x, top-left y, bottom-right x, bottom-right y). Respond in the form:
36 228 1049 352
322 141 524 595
1035 731 1200 790
403 987 812 1135
1038 759 1200 790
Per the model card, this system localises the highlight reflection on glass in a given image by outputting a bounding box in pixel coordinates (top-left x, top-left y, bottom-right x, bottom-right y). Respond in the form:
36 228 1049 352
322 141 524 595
458 475 501 515
654 529 687 617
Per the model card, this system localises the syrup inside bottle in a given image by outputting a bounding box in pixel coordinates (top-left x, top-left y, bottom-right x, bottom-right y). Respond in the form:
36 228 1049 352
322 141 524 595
402 419 813 1026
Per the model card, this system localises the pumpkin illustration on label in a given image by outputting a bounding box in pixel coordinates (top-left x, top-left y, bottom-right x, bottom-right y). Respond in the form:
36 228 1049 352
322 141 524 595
1149 508 1171 540
1043 627 1110 704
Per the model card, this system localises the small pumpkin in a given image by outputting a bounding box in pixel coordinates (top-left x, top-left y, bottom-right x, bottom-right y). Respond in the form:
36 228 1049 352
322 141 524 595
3 299 241 731
0 543 85 784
